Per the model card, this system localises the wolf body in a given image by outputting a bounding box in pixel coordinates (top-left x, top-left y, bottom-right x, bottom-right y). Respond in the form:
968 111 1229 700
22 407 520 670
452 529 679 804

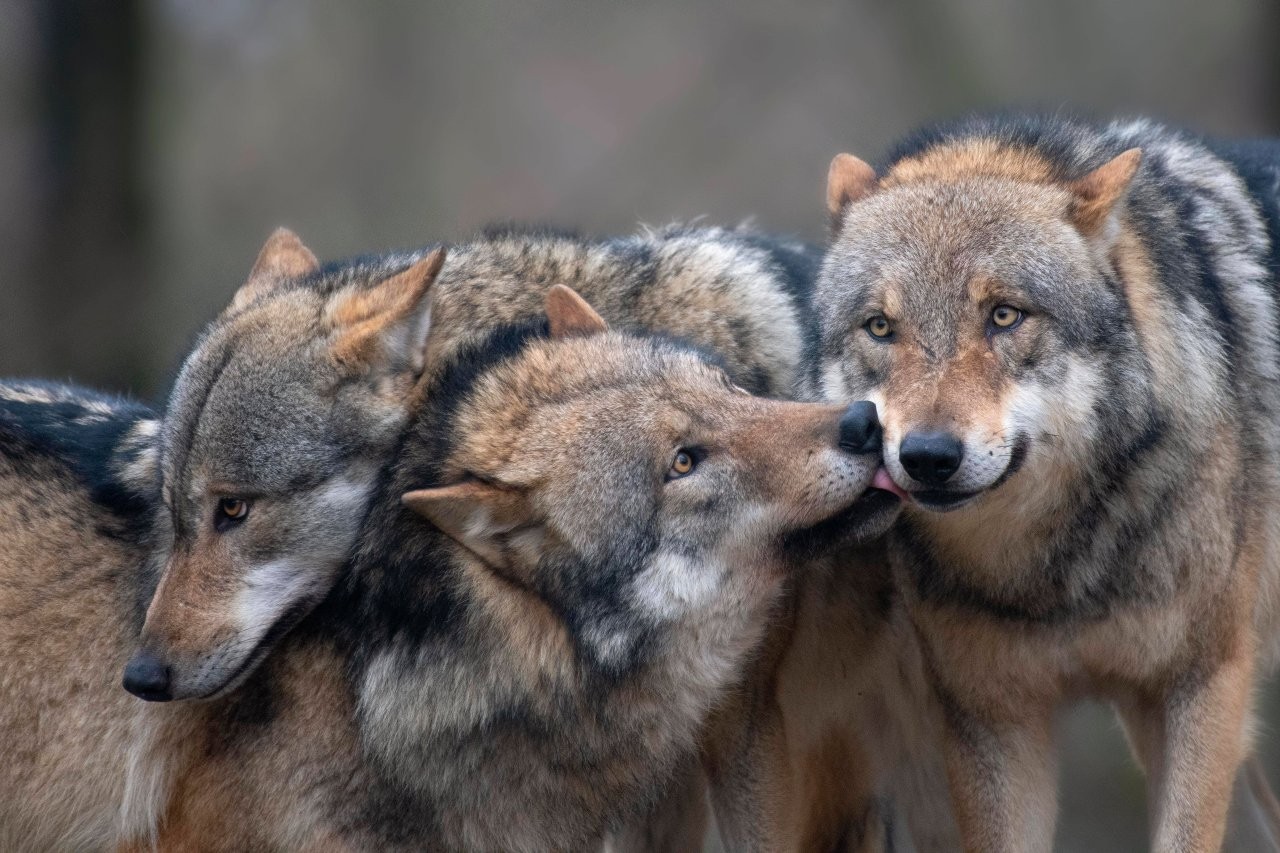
0 382 164 851
815 113 1280 852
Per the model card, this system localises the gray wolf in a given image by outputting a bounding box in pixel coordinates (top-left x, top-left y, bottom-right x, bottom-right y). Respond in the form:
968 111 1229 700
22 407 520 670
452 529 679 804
130 287 900 850
814 112 1280 851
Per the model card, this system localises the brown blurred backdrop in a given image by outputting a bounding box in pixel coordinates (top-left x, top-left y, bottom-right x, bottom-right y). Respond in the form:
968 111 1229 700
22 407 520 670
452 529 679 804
1 1 1278 849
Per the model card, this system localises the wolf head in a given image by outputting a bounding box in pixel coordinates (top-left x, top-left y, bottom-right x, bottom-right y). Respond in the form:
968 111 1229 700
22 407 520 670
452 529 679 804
359 287 899 848
404 288 898 656
814 132 1148 519
124 230 444 701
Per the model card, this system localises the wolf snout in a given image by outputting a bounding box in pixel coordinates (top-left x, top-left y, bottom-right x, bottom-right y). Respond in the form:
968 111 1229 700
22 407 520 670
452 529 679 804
899 430 964 486
122 649 173 702
837 401 882 455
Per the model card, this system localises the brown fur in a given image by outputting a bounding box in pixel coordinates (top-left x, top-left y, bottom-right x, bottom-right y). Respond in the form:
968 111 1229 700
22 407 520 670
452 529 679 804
705 546 958 852
0 451 146 851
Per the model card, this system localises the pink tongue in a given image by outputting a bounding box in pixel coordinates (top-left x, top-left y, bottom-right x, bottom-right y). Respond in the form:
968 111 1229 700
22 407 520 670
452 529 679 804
871 468 910 501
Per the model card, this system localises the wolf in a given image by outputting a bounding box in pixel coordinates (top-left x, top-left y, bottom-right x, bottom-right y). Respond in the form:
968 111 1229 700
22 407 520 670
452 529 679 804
814 112 1280 851
123 287 900 850
0 382 164 851
130 223 817 705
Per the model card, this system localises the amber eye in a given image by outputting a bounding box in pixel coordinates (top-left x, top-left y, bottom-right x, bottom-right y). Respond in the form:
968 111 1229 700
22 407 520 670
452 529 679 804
218 498 250 523
865 315 893 340
669 450 696 479
991 305 1023 330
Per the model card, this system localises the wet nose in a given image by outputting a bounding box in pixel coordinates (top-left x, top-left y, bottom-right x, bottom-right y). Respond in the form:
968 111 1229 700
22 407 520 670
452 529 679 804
838 401 882 455
122 650 173 702
899 431 964 486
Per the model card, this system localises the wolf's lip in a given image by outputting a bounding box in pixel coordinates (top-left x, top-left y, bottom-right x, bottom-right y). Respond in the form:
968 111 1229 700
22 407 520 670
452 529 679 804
910 489 979 511
870 468 909 501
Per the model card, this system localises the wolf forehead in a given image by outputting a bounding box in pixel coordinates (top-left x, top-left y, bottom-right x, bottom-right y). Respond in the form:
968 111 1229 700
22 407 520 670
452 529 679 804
456 333 733 432
820 153 1135 338
160 304 361 495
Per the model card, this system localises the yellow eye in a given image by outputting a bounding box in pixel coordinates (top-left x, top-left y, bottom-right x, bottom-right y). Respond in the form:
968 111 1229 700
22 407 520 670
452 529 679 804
670 450 696 478
866 315 893 339
218 498 250 521
991 305 1023 329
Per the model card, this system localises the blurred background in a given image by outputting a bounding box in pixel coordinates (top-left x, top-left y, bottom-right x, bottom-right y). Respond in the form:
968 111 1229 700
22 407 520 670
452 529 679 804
1 1 1277 849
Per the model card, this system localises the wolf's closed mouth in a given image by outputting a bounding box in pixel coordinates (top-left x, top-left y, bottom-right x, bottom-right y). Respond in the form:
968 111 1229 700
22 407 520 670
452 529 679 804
910 489 979 511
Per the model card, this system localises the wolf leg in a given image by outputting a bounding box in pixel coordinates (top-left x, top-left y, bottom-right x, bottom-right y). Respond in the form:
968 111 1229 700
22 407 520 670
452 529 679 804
1126 695 1280 852
941 704 1056 853
1148 648 1255 853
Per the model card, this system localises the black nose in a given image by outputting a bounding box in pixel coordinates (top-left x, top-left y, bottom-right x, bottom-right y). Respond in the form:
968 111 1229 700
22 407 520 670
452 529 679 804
899 431 964 486
122 651 173 702
838 401 882 455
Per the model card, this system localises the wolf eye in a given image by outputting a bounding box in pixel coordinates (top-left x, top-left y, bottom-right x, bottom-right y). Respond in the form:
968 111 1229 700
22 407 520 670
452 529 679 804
991 305 1023 330
668 449 697 480
865 315 894 340
215 498 250 529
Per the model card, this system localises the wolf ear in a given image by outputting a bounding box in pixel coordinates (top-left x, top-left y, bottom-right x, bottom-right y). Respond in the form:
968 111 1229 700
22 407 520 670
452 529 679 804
402 481 534 568
230 228 320 312
328 248 446 373
827 153 878 217
1068 148 1142 236
545 285 608 339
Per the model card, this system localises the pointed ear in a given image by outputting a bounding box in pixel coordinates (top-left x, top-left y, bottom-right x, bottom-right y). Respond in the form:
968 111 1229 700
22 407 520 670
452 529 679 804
545 284 608 339
328 248 446 373
402 481 533 568
827 153 878 217
230 228 320 312
1068 148 1142 236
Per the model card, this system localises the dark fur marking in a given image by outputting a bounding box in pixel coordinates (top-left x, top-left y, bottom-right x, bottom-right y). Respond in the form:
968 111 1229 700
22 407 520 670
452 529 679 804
0 382 157 540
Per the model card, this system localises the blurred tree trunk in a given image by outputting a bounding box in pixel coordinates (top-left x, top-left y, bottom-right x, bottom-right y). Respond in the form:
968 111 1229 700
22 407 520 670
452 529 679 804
25 0 152 395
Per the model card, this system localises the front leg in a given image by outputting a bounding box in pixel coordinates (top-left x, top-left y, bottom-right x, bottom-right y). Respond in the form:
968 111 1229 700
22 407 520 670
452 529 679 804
939 694 1058 853
1149 645 1255 853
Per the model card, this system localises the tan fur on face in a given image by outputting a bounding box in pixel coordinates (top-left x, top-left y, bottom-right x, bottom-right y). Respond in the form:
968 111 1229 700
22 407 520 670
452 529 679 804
142 542 238 661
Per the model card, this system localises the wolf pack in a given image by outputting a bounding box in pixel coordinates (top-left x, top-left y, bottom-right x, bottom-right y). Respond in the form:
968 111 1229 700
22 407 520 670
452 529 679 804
3 112 1280 852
